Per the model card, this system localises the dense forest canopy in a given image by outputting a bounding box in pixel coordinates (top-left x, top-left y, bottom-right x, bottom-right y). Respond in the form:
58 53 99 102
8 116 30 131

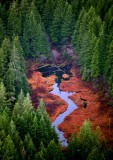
0 0 113 159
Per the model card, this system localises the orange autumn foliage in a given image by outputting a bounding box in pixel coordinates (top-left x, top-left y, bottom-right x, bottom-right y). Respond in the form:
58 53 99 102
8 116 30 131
59 67 113 148
27 63 68 122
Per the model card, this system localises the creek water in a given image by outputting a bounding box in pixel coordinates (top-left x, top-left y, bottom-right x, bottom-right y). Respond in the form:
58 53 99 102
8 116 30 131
37 64 77 146
51 81 77 146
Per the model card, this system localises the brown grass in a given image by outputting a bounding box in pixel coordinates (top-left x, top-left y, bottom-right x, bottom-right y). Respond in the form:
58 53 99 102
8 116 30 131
59 67 113 148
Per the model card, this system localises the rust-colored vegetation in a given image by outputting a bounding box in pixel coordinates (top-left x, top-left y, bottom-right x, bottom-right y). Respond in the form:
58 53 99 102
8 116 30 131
62 74 69 79
27 61 68 122
59 67 113 148
27 61 113 148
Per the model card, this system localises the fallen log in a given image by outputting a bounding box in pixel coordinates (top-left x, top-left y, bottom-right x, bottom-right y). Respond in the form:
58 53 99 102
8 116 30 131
37 64 50 70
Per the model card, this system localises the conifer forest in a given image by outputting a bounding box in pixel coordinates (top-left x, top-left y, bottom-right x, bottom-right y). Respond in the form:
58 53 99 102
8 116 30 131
0 0 113 159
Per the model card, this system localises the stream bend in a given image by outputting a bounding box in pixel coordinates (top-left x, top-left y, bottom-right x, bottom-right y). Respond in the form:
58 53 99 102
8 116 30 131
37 64 77 146
51 82 77 146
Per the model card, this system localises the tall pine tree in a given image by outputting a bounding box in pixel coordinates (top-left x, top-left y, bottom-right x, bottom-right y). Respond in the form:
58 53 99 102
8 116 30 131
6 36 28 104
61 3 73 43
50 0 65 45
22 1 50 58
0 18 5 46
3 135 18 160
42 0 54 35
7 0 21 38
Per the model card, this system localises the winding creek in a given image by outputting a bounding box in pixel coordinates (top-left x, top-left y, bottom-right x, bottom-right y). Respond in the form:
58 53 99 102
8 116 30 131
37 64 77 146
51 81 77 146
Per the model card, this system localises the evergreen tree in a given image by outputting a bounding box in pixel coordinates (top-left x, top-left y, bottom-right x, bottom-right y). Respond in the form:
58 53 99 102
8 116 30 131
90 40 100 79
0 37 11 85
38 98 47 114
0 110 9 133
96 0 106 20
104 5 113 32
0 82 7 109
0 18 5 46
20 0 29 43
1 37 11 71
67 120 107 160
72 7 86 52
37 99 52 145
87 146 105 160
61 3 73 43
0 48 5 80
105 40 113 95
12 90 25 121
35 22 50 57
36 142 47 160
105 41 113 77
29 1 41 24
19 140 26 160
0 130 6 158
71 0 82 28
109 70 113 96
67 132 80 159
38 99 58 145
81 66 88 81
6 36 28 104
30 115 40 147
5 68 16 106
13 93 34 138
7 0 21 38
42 0 55 35
78 120 99 159
20 0 29 25
50 0 65 44
34 0 46 15
12 91 27 138
0 139 3 158
24 133 36 159
3 135 18 160
22 1 50 58
9 120 21 151
91 24 107 78
0 3 7 25
8 120 25 159
22 93 34 127
73 6 104 81
39 116 50 146
47 140 63 160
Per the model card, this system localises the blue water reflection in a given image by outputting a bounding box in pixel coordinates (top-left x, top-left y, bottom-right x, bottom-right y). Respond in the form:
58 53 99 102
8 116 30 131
51 82 77 146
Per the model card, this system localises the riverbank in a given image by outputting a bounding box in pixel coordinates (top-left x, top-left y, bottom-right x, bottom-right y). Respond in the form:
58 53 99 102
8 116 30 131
59 67 113 148
27 58 113 148
27 61 68 122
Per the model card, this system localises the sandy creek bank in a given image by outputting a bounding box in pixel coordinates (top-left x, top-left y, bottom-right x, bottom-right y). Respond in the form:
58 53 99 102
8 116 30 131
27 55 113 148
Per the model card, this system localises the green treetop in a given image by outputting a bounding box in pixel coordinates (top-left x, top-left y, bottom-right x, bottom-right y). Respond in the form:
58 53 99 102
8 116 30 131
61 3 73 43
3 135 18 160
0 37 11 84
0 82 7 109
24 133 36 159
0 18 5 46
105 40 113 95
7 0 21 38
42 0 54 35
47 140 63 160
50 0 65 45
5 36 28 104
22 1 50 58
